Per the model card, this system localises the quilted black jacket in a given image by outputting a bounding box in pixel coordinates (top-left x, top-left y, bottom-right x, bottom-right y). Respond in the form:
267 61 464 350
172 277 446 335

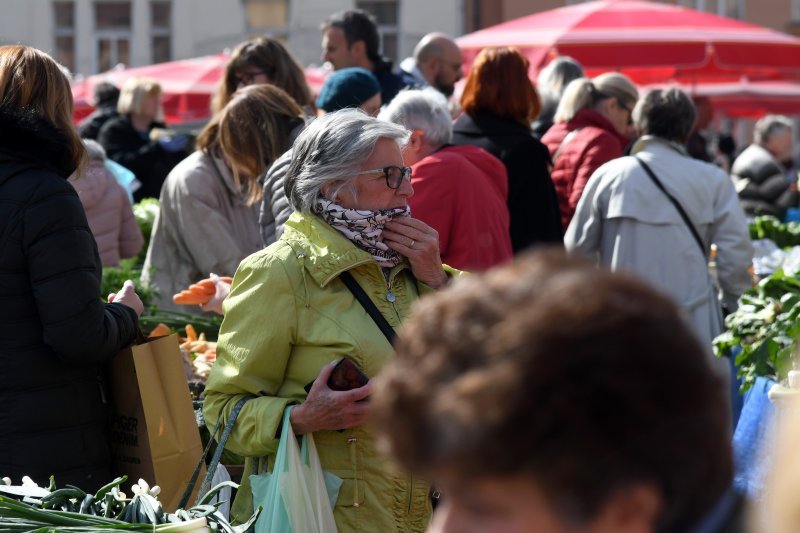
0 106 138 490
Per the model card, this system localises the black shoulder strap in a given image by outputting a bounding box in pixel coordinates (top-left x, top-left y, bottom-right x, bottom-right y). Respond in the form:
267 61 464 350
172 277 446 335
634 156 706 257
340 270 397 345
180 395 252 508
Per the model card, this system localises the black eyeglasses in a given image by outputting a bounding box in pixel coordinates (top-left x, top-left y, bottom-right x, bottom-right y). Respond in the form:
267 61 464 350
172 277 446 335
619 100 635 125
234 69 267 86
358 165 412 189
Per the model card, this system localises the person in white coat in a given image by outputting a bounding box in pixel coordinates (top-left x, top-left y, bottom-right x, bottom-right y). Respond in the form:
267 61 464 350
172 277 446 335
566 88 753 362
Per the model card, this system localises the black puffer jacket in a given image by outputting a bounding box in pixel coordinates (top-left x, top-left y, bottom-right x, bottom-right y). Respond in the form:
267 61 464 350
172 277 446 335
452 112 563 252
731 143 798 219
0 107 139 490
97 116 187 201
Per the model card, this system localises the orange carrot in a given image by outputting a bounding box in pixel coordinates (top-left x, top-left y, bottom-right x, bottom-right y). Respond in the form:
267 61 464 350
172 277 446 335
192 279 216 293
149 323 171 338
185 324 198 342
172 290 210 305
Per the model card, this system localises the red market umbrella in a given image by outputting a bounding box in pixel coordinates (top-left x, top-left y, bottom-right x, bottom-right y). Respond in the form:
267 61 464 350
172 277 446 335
651 80 800 118
456 0 800 85
72 53 231 126
72 54 331 126
71 79 95 123
304 65 330 96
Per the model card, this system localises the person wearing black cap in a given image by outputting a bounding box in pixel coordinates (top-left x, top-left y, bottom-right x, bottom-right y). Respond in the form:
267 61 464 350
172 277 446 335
259 67 382 247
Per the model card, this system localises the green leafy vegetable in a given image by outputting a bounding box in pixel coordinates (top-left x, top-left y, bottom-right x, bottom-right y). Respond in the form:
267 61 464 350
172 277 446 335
749 215 800 248
714 268 800 392
132 198 160 265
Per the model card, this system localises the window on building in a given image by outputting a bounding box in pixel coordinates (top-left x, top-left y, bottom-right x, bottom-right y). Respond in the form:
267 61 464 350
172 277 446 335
151 1 172 63
245 0 289 41
53 1 75 72
94 1 132 72
794 0 800 22
356 0 400 63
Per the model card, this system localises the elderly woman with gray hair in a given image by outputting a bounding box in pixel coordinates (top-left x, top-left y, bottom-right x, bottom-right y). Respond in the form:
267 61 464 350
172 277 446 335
203 108 453 531
566 88 753 366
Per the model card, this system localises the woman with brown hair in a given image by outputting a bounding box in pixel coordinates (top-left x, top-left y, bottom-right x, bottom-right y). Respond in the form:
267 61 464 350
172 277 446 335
212 37 313 114
142 84 305 312
0 45 143 489
452 46 562 252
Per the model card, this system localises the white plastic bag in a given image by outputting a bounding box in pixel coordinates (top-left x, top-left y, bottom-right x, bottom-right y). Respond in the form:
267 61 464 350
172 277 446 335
251 406 341 533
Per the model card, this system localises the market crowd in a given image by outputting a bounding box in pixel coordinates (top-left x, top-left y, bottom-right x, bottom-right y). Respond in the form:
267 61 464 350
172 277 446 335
3 6 800 533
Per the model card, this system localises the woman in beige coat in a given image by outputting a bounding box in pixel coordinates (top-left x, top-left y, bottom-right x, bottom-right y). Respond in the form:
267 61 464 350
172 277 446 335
566 88 752 359
69 140 143 267
142 84 304 311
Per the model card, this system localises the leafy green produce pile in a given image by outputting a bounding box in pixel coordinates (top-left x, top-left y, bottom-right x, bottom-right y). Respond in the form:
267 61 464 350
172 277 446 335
714 269 800 392
132 198 160 265
749 215 800 248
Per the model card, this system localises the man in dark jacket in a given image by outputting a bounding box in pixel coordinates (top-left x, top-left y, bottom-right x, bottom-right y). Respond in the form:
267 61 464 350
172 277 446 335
320 9 405 105
731 114 798 219
0 106 140 490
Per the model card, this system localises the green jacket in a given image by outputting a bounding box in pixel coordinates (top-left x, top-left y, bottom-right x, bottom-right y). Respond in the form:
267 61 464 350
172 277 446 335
204 211 457 531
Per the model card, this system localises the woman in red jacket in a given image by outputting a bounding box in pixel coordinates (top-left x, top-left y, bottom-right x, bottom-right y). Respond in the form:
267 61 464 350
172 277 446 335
541 72 638 230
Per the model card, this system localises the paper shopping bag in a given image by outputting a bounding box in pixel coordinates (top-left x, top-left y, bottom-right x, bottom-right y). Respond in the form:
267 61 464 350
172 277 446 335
107 334 204 511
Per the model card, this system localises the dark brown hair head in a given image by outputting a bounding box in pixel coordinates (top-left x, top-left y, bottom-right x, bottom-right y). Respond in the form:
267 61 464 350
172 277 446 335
373 249 731 532
200 84 303 205
212 37 312 113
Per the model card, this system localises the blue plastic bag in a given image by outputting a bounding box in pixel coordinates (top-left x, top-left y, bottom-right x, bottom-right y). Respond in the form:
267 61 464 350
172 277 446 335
250 406 342 533
732 376 776 498
104 159 139 204
785 207 800 223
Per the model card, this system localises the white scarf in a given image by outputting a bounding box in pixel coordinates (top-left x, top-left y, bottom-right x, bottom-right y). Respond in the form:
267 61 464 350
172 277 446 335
313 198 410 268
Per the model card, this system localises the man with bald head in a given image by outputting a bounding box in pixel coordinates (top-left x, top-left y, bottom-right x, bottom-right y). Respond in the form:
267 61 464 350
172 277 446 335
398 32 462 97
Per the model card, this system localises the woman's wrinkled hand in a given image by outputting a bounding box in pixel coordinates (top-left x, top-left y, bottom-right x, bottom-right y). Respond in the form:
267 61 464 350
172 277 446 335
108 279 144 317
290 359 372 434
383 216 448 289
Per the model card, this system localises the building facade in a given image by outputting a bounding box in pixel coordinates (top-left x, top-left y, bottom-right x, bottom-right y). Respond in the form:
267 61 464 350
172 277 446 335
0 0 462 77
465 0 797 34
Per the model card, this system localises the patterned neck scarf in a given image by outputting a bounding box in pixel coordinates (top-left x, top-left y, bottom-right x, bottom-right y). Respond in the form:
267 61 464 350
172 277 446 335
313 198 410 268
